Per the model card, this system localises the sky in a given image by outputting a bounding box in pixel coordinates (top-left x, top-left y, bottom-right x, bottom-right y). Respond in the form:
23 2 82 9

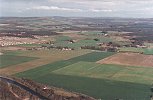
0 0 153 18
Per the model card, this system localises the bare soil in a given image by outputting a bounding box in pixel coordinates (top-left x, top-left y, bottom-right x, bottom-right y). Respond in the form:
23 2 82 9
97 53 153 67
0 46 26 51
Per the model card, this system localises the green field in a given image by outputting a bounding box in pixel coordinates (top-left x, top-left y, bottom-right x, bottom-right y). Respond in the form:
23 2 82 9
15 51 153 100
0 55 38 68
15 51 115 77
53 61 153 85
54 32 113 49
39 74 152 100
68 52 115 62
15 60 76 78
17 73 151 100
119 47 153 55
55 35 72 41
16 68 152 100
0 49 92 75
54 39 99 49
119 47 144 52
144 48 153 55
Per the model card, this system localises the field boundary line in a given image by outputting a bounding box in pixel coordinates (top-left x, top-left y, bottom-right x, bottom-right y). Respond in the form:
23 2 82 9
52 62 78 72
87 64 100 70
96 53 118 63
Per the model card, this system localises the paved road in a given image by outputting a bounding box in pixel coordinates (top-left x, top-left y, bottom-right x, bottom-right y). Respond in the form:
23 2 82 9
0 76 49 100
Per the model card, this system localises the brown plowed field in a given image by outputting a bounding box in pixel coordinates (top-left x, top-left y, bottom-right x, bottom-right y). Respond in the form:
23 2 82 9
97 53 153 67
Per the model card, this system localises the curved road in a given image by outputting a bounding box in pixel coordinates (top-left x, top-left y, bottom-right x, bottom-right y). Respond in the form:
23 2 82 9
0 76 49 100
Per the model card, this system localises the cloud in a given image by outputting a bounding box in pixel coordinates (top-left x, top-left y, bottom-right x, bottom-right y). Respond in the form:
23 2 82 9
30 6 83 12
48 0 153 2
90 9 113 12
1 0 153 17
30 6 113 12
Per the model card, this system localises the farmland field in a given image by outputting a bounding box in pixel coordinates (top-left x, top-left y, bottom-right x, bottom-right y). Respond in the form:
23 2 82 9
119 47 145 53
15 51 153 100
16 68 152 100
53 62 153 84
1 17 153 100
15 51 115 77
8 49 91 58
97 53 153 67
144 48 153 55
54 38 100 49
0 49 91 75
55 35 72 41
119 47 153 55
68 52 115 62
17 73 152 100
0 55 37 68
2 50 29 56
15 60 76 78
54 32 113 49
17 44 43 47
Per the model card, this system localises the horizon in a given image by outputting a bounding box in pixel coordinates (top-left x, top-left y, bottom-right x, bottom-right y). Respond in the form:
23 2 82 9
0 16 153 19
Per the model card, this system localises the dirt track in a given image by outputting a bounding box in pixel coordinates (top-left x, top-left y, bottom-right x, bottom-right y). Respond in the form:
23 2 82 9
97 53 153 67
